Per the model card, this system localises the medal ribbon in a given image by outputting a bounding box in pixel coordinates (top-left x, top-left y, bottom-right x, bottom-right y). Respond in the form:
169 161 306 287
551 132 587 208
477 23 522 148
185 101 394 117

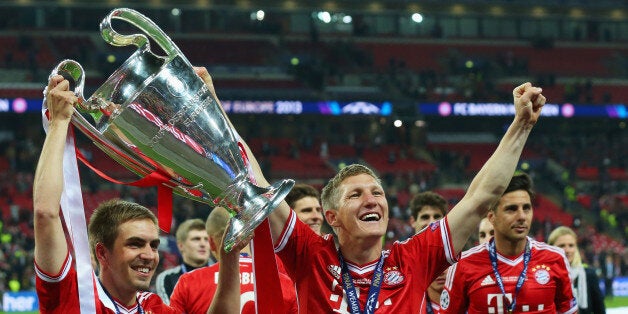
237 141 287 313
73 150 174 233
488 238 531 313
425 293 435 314
337 250 385 314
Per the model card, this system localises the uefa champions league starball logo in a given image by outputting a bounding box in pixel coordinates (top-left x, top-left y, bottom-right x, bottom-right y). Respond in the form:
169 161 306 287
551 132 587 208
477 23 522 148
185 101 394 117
440 290 450 309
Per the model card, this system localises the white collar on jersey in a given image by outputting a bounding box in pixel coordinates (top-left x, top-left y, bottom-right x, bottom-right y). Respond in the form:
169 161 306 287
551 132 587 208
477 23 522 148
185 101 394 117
96 277 140 313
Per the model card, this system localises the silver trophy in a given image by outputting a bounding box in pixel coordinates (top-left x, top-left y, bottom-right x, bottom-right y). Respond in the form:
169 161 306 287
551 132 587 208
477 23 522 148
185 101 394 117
51 8 294 251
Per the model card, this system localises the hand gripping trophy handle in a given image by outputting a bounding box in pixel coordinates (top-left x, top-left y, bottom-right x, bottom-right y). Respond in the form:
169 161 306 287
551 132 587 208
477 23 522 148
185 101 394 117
50 8 294 251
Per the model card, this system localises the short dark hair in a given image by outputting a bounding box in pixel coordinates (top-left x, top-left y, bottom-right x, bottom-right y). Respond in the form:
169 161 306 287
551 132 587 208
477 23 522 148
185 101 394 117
88 199 157 266
409 191 447 220
490 173 535 212
285 184 320 209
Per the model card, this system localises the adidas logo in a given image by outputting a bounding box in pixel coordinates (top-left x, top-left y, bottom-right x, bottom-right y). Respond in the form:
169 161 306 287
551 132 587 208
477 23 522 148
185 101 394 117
481 275 495 286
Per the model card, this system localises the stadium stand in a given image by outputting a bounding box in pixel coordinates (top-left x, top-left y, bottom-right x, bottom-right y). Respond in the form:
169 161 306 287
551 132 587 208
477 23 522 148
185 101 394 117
0 0 626 305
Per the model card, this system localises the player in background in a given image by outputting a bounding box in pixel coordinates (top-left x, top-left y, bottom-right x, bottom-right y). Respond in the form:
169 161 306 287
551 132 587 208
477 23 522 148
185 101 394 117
478 217 495 245
155 218 211 304
409 191 449 313
285 183 324 235
442 173 577 314
169 206 298 313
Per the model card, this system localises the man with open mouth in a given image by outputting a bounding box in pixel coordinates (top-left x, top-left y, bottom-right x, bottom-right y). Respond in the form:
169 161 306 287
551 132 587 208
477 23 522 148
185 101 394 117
240 82 548 313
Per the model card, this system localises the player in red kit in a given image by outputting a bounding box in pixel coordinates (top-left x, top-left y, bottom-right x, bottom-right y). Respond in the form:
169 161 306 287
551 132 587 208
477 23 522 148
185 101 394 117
238 82 546 313
170 206 298 313
441 173 577 314
408 191 450 314
34 74 179 314
35 68 256 314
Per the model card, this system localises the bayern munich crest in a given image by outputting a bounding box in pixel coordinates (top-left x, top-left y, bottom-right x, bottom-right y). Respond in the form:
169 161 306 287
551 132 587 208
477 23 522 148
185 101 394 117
534 269 550 285
383 269 404 286
532 265 551 285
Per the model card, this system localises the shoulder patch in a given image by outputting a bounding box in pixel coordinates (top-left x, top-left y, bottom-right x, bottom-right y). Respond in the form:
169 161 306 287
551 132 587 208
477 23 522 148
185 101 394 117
440 290 450 309
429 220 440 231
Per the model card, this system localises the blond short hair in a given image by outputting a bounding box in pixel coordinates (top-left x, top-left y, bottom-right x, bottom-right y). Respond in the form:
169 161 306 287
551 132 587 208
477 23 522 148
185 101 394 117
548 226 582 267
321 164 381 212
175 218 206 243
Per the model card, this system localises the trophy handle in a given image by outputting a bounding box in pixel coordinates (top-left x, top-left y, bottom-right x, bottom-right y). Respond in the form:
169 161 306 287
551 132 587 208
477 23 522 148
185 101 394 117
100 8 184 61
49 60 179 189
51 59 111 113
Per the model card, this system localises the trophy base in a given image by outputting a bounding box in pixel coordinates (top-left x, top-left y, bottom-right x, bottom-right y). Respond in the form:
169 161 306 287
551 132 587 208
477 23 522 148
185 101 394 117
223 178 295 252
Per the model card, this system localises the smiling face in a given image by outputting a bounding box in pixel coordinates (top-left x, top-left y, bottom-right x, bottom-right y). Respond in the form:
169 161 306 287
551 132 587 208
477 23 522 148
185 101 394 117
552 233 577 264
293 196 324 235
98 218 160 298
325 173 389 242
179 229 210 267
488 190 533 248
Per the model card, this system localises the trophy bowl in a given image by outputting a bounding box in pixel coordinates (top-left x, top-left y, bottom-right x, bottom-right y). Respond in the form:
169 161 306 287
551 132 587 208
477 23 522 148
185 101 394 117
51 8 294 251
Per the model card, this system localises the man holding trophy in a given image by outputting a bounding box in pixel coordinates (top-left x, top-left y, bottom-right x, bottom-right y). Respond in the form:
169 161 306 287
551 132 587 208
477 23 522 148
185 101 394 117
35 6 547 313
35 7 296 313
241 81 546 313
33 73 252 313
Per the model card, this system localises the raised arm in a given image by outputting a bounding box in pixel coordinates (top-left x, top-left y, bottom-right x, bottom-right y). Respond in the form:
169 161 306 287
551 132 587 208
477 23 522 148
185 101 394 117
446 82 545 254
33 75 77 274
194 67 291 245
206 224 253 314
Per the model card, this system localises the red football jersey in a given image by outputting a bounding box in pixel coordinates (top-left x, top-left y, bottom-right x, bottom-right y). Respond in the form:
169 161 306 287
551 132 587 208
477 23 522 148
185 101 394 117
442 238 578 314
275 210 457 313
35 253 177 314
169 256 298 313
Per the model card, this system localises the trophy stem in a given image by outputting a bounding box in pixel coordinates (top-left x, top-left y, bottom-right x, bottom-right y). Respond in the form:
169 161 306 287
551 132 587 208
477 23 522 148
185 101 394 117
223 179 295 252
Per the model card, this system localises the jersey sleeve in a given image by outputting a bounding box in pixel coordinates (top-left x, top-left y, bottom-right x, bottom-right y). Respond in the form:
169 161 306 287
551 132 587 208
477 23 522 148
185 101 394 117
441 261 468 313
35 251 77 311
169 273 189 312
273 209 323 280
137 292 180 314
554 253 578 314
279 272 298 313
394 217 458 286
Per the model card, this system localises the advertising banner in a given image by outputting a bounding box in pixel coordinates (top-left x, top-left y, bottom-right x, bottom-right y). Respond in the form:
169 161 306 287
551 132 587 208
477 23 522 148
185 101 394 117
2 291 38 312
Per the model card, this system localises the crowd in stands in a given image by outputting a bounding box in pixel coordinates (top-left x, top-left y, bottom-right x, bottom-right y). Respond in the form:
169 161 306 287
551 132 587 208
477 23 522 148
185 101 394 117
0 1 626 304
0 109 625 301
4 6 628 103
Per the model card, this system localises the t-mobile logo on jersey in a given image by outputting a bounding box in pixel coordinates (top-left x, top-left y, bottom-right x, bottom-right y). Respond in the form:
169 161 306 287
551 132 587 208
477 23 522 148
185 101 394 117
487 293 512 313
487 294 545 313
